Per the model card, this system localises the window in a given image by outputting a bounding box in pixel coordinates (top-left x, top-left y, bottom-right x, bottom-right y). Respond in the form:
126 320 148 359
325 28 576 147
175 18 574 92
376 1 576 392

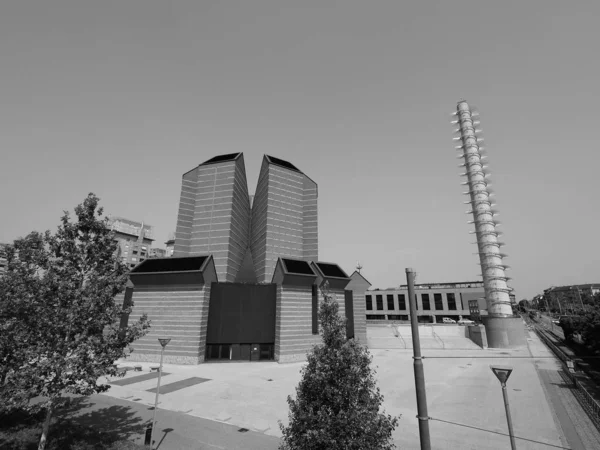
140 258 145 262
387 294 395 310
366 315 386 320
387 314 404 320
422 294 431 310
366 295 373 311
142 246 147 251
434 293 443 310
376 295 384 311
415 294 418 310
133 251 138 255
447 293 457 310
396 294 406 310
131 257 137 262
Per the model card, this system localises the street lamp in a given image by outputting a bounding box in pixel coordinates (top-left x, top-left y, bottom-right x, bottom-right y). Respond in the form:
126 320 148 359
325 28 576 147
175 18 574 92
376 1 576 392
490 365 516 450
149 337 171 449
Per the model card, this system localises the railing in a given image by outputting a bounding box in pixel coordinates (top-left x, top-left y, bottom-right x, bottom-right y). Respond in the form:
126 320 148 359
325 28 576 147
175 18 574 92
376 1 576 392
432 329 445 349
535 327 600 429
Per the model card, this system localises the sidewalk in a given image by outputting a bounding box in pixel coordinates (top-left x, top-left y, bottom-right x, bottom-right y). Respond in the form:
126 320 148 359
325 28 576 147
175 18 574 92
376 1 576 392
103 337 566 449
61 394 280 450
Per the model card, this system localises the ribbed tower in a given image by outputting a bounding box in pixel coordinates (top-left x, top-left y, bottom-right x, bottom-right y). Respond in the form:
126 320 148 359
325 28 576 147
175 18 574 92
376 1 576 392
452 101 513 317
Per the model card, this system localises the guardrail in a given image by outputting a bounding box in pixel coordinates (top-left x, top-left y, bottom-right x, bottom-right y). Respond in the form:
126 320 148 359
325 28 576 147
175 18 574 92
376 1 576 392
432 329 445 349
535 327 600 428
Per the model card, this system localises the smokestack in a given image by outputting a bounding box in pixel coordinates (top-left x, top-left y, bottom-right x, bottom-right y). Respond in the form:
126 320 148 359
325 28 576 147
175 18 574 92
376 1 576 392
453 101 513 317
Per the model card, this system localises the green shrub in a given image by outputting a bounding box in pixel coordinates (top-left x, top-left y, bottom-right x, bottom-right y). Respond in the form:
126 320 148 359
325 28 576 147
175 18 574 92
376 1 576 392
280 283 399 450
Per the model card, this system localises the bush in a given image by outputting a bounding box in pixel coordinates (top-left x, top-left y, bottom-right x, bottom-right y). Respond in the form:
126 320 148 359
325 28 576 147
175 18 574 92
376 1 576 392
279 283 399 449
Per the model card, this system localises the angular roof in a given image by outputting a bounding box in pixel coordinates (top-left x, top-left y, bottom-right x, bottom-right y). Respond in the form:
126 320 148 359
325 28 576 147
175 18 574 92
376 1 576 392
265 155 300 173
200 153 242 166
349 270 372 286
131 255 208 273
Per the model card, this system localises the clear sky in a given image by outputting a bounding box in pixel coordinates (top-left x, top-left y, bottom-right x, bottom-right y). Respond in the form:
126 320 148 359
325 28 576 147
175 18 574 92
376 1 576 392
1 1 599 300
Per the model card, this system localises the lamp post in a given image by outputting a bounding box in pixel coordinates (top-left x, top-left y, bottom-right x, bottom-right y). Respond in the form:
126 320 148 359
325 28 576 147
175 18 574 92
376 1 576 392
149 337 171 449
490 365 516 450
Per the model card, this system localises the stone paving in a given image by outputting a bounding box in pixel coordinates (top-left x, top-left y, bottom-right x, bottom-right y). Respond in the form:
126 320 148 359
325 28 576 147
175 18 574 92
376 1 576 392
98 327 600 448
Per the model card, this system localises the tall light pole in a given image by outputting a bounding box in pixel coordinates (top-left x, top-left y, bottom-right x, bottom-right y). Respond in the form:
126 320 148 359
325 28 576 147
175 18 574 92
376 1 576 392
406 268 431 450
150 337 171 449
490 365 516 450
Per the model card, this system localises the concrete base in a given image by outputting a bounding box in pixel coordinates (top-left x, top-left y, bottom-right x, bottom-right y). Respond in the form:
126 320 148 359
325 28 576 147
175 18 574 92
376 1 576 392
126 352 203 365
482 316 527 348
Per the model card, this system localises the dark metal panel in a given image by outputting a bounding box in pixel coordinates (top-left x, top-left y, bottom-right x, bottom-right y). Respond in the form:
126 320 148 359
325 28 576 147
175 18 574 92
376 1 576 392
129 272 205 287
206 283 277 344
283 273 317 287
345 290 355 339
312 285 318 334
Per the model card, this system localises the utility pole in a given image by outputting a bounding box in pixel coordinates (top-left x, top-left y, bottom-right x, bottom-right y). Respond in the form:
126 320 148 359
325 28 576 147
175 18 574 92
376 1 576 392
406 268 431 450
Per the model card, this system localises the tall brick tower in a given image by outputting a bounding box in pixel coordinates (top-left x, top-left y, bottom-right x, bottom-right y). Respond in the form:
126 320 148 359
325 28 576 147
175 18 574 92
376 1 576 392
173 153 318 284
250 155 318 283
173 153 251 282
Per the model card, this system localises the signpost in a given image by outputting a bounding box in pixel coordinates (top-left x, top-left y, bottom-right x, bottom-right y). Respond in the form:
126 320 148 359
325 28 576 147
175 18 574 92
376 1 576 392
490 365 516 450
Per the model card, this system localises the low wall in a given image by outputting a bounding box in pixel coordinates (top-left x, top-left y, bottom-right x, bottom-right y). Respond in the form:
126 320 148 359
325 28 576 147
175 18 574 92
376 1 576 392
368 324 468 338
467 325 488 349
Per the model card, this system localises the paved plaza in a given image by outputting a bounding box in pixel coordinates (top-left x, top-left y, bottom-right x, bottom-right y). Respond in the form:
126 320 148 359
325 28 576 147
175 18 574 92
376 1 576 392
104 328 600 449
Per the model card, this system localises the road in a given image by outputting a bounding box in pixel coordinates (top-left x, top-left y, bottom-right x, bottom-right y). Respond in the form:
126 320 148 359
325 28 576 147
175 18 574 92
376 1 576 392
58 394 281 450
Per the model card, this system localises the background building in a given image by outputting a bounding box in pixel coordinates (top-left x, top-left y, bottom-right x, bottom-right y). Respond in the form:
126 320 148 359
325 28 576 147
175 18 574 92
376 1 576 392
165 232 175 257
0 243 7 275
362 280 485 323
148 248 166 258
543 284 600 313
108 216 154 269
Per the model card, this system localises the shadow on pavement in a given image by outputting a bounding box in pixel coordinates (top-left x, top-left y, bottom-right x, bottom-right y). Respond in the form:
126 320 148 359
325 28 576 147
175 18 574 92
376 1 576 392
57 396 149 441
155 427 174 450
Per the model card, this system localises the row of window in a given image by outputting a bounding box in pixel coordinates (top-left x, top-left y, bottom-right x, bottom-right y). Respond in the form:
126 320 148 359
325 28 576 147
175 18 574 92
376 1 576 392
366 293 461 312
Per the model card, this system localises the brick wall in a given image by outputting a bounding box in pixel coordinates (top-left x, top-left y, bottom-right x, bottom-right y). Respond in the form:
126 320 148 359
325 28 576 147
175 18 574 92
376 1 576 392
352 289 367 345
276 285 347 363
126 284 210 364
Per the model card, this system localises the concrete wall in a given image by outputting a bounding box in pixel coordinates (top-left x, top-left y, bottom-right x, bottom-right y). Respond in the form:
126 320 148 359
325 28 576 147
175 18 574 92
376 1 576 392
126 284 211 364
467 324 488 349
482 316 528 348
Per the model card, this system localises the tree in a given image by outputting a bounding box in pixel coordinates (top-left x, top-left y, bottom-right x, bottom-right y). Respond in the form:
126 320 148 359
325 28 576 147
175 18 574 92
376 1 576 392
0 193 150 450
279 282 399 450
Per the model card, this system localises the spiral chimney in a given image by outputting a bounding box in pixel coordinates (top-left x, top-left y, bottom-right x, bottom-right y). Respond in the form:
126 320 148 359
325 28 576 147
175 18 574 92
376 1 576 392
452 101 513 317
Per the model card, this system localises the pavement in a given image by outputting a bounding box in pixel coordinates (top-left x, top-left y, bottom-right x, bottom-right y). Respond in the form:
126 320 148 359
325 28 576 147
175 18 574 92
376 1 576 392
93 325 600 449
59 394 279 450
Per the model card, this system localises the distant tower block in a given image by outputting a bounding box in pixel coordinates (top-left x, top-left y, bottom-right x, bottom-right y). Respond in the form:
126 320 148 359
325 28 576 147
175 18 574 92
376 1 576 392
452 101 513 317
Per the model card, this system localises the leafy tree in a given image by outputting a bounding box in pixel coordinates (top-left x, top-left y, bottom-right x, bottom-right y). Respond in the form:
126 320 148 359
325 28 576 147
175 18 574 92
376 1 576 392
279 282 399 450
0 194 150 450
